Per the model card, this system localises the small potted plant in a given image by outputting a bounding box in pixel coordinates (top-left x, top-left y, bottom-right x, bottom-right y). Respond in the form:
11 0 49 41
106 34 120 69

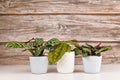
6 38 60 74
74 43 112 73
48 40 79 73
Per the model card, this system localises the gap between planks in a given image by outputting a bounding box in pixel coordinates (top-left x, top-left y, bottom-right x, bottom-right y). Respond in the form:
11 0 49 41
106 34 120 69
1 13 120 16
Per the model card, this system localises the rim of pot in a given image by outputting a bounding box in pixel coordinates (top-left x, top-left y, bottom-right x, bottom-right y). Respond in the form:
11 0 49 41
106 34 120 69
30 55 48 57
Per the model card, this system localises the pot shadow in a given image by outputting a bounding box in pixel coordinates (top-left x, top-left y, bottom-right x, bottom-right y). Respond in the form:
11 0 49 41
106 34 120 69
47 65 84 73
74 68 84 73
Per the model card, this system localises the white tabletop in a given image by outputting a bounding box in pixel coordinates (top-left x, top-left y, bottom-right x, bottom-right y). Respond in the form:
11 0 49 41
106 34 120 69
0 64 120 80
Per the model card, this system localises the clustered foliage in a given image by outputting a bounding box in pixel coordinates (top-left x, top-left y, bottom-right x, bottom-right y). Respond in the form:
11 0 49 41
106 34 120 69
6 38 60 56
6 38 112 64
74 43 112 57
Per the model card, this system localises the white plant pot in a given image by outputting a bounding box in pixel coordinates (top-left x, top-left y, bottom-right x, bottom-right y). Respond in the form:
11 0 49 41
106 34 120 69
82 56 102 74
29 56 48 74
57 51 75 73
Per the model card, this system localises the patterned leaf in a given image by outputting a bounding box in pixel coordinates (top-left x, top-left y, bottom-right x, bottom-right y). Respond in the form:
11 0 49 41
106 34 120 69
48 42 71 64
6 41 25 48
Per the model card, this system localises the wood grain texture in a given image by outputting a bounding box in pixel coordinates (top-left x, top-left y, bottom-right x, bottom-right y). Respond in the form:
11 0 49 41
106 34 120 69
0 0 120 65
0 15 120 42
0 42 119 65
0 0 120 15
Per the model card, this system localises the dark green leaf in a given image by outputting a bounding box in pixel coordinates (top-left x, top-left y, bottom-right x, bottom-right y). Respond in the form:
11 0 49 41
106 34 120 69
34 46 45 56
98 46 112 53
33 38 44 46
74 48 82 55
45 38 60 46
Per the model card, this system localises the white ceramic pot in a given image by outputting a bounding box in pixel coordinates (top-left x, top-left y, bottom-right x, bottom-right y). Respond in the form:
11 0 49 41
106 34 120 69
57 51 75 73
29 56 48 74
82 56 102 74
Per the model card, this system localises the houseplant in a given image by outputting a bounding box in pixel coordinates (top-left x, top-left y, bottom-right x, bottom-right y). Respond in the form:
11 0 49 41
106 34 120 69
6 38 60 74
48 40 80 73
74 43 112 73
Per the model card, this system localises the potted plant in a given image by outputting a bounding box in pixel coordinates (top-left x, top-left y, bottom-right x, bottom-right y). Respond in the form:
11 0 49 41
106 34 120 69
48 40 79 73
74 43 112 73
6 38 60 74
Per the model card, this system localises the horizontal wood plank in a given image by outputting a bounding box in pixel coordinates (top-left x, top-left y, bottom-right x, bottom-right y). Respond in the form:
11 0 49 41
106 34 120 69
0 42 119 65
0 0 120 14
0 15 120 42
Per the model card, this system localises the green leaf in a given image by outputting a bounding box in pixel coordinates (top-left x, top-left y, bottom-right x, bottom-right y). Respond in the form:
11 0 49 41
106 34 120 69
45 45 55 51
74 48 82 55
6 41 25 48
82 47 91 53
48 42 71 64
25 38 44 50
45 38 60 46
97 46 112 53
25 43 34 49
67 40 80 48
33 38 44 46
34 46 45 56
45 38 60 52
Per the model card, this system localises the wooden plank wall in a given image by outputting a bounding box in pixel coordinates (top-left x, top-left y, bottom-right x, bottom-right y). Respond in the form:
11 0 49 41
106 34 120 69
0 0 120 65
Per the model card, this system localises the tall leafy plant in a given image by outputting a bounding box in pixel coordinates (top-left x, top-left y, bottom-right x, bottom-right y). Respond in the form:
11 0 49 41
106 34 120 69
74 43 112 57
48 40 80 64
6 38 60 56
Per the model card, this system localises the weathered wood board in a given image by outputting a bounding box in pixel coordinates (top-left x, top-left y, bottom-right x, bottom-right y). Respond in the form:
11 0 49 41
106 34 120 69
0 0 120 65
0 15 120 42
0 0 120 14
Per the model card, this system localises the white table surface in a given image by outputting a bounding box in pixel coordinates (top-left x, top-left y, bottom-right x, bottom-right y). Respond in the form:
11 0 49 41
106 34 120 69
0 64 120 80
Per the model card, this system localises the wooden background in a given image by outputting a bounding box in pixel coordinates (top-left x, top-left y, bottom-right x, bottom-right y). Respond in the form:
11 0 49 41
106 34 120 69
0 0 120 65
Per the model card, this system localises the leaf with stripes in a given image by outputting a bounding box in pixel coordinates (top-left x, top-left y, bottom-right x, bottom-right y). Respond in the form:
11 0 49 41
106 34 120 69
6 41 25 48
